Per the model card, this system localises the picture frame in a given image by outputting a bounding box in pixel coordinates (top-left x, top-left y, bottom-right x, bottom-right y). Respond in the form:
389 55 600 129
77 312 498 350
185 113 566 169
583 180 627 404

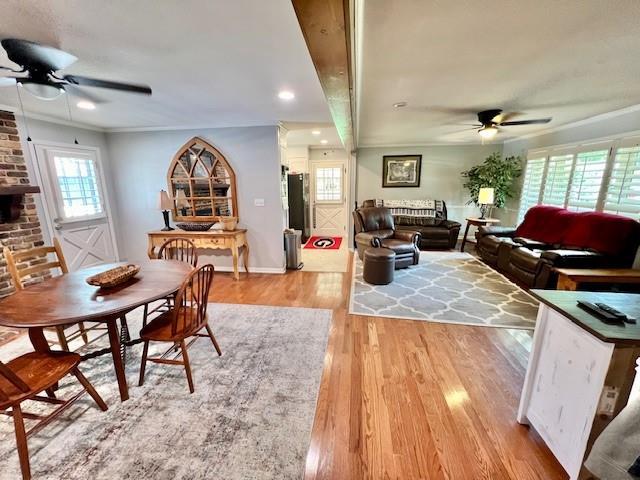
382 155 422 187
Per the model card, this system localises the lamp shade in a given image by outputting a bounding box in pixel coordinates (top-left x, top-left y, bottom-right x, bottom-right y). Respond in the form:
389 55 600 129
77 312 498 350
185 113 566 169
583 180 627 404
478 187 494 205
175 189 189 208
158 190 173 210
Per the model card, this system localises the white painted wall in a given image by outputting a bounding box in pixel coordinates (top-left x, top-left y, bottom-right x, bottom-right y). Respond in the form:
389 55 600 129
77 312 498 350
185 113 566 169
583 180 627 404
15 116 120 252
356 144 501 226
106 126 285 272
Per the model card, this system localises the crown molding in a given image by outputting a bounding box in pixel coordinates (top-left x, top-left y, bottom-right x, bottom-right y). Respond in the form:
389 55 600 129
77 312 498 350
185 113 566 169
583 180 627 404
0 103 106 132
106 123 278 133
503 103 640 144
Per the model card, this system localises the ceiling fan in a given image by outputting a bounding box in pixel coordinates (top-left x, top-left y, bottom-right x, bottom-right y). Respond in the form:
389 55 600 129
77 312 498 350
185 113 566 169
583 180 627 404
0 38 152 101
470 109 551 139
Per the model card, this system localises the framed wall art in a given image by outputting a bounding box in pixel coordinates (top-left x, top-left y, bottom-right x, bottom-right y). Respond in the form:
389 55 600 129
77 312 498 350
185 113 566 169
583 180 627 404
382 155 422 187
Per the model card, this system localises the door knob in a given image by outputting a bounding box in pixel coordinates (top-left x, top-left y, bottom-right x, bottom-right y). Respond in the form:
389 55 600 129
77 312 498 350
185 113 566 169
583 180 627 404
54 224 62 230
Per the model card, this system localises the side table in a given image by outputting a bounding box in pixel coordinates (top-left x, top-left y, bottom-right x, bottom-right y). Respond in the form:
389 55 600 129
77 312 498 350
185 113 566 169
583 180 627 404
460 217 500 252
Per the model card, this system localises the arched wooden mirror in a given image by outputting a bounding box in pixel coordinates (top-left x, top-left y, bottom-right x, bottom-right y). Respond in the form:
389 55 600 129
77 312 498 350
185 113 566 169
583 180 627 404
167 137 238 222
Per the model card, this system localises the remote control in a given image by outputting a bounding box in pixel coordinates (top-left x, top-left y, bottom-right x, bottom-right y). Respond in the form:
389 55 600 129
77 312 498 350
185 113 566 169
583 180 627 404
577 301 623 323
595 302 628 320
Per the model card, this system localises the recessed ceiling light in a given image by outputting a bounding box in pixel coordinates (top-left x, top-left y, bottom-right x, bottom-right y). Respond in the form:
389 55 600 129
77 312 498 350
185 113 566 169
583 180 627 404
393 102 408 108
77 100 96 110
311 130 321 135
320 139 328 145
278 90 295 101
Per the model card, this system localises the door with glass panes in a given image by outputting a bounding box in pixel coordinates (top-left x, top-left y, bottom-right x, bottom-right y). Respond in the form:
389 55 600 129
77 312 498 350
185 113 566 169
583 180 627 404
34 144 117 271
310 161 346 237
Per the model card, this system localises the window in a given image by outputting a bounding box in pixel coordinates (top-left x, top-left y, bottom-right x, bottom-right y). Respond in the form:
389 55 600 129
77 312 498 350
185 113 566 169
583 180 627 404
314 166 342 202
542 154 573 206
567 150 608 211
53 156 103 219
518 158 545 222
518 138 640 220
604 146 640 218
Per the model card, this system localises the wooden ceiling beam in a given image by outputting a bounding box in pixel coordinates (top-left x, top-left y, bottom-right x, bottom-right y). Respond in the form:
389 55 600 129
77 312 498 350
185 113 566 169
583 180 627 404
291 0 355 153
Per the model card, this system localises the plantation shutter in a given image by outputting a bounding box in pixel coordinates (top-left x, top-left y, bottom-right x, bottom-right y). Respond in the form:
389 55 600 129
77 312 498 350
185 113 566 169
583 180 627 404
603 146 640 219
517 157 546 222
542 154 574 207
567 149 608 211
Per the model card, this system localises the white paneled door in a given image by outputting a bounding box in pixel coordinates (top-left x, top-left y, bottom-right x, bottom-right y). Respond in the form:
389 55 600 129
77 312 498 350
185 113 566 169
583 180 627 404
311 160 346 237
33 143 118 271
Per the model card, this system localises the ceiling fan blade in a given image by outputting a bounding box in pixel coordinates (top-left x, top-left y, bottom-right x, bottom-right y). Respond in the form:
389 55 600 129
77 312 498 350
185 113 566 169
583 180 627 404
500 118 551 126
63 75 151 95
64 84 107 104
495 111 523 123
0 77 16 87
1 38 77 71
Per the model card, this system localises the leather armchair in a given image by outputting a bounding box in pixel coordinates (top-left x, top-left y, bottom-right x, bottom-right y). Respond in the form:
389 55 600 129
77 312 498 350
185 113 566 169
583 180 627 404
353 207 421 269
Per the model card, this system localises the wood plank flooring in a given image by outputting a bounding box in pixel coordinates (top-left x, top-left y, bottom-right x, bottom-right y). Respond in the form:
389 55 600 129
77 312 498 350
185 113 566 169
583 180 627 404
212 254 568 479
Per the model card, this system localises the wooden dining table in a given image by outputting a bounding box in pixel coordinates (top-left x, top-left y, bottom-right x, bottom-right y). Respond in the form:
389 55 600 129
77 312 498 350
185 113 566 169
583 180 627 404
0 260 192 402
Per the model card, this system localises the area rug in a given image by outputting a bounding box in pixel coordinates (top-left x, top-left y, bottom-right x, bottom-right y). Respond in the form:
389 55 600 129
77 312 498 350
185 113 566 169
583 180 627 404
0 303 332 480
349 251 539 329
304 236 342 250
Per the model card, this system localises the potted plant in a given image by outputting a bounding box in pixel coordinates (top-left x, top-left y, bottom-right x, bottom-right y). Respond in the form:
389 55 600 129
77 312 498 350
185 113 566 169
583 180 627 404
461 152 522 215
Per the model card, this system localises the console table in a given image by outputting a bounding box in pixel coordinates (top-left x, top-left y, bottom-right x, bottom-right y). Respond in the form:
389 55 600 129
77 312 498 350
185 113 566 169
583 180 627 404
518 290 640 479
555 267 640 291
147 229 249 280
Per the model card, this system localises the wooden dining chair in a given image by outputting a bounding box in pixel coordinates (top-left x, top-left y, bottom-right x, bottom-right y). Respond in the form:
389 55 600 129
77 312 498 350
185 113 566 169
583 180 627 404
0 350 108 480
157 237 198 267
3 239 92 351
142 237 198 326
138 264 220 393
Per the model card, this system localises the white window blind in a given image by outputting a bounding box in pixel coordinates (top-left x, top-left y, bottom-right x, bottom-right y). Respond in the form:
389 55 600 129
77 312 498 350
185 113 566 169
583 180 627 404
604 146 640 218
542 154 574 206
518 158 546 222
567 149 608 211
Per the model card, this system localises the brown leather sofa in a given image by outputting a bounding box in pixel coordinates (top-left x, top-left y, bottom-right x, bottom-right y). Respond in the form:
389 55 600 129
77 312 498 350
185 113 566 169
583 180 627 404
477 205 640 289
361 199 460 249
353 207 421 269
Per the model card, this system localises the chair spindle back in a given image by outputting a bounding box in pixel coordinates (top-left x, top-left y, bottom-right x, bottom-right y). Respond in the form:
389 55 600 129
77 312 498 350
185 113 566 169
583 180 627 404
157 238 198 267
171 264 214 336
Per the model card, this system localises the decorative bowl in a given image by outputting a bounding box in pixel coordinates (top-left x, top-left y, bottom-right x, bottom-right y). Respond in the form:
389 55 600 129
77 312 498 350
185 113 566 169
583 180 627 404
86 264 140 288
176 222 214 231
220 217 238 231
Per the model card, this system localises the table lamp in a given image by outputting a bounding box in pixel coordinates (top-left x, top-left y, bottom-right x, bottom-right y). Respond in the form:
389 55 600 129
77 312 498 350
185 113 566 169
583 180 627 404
175 189 189 216
158 189 174 231
478 187 494 219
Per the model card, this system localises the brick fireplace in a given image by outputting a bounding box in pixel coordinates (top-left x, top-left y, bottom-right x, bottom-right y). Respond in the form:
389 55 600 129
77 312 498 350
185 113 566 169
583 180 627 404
0 110 47 299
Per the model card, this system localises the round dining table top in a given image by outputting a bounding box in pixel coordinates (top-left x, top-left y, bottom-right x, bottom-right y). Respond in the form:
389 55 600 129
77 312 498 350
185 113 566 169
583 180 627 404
0 260 193 328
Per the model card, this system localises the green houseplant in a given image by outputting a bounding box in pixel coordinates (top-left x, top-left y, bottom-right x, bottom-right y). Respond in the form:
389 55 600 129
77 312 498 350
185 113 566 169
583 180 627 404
461 153 522 212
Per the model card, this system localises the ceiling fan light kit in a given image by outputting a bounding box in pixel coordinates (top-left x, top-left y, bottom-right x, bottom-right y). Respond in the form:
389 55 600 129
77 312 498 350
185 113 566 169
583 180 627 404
0 38 152 103
471 108 552 139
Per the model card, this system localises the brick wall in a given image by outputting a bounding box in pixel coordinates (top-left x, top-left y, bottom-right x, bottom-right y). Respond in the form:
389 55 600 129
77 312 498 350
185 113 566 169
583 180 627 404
0 110 47 298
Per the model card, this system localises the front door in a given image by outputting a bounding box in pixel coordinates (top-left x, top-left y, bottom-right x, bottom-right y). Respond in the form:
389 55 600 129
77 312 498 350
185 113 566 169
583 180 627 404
33 143 118 271
311 161 346 237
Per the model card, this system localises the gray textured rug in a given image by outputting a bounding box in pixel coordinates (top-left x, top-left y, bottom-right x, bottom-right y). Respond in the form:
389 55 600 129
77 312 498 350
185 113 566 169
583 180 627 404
349 251 539 329
0 303 331 480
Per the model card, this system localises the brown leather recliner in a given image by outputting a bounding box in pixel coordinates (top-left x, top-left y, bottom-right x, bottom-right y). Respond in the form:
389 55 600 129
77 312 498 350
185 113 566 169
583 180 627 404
353 207 421 269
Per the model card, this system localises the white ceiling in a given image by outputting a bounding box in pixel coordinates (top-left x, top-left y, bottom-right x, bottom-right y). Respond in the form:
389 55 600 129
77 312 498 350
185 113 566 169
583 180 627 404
285 122 342 148
0 0 332 130
357 0 640 146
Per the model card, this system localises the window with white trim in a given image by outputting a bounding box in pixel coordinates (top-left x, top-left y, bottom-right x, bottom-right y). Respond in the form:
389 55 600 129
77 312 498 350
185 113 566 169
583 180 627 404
517 158 545 222
567 150 608 212
542 154 573 206
518 137 640 221
52 156 104 219
604 146 640 218
314 166 343 202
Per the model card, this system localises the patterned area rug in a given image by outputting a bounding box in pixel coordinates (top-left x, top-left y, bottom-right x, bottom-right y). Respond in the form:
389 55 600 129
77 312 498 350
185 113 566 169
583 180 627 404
0 303 332 480
349 251 539 329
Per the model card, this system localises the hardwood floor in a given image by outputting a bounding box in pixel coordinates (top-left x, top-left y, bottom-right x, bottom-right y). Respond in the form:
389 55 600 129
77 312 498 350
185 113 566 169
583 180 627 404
210 254 568 480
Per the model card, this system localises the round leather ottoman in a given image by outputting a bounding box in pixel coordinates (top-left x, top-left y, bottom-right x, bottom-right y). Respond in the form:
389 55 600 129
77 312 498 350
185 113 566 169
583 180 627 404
363 247 395 285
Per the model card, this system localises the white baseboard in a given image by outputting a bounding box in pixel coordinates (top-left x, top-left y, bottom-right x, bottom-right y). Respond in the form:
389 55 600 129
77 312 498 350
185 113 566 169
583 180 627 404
212 265 286 274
